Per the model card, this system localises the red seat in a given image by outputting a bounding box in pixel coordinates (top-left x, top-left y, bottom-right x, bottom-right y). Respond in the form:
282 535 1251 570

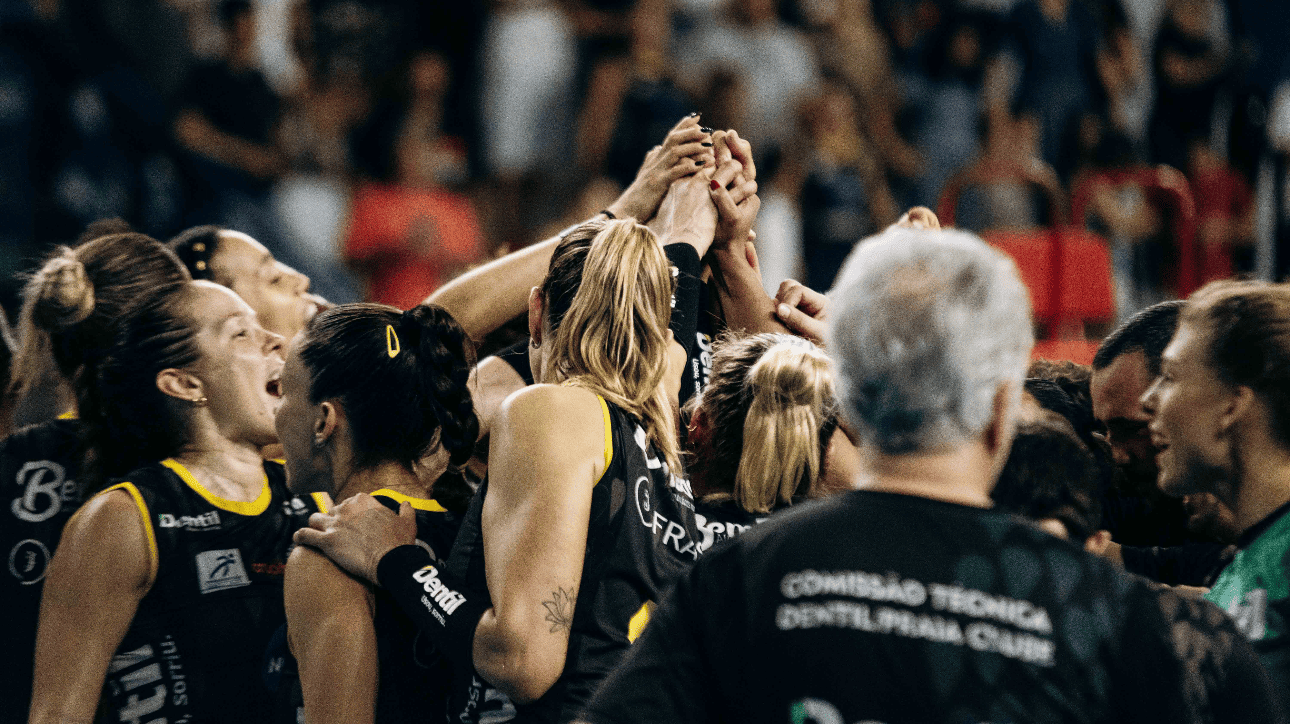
1056 229 1115 323
982 230 1055 320
1032 339 1098 365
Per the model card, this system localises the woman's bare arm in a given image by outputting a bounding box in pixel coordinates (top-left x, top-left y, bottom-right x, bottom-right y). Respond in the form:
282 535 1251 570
426 238 562 342
287 545 378 724
472 385 606 703
29 489 154 724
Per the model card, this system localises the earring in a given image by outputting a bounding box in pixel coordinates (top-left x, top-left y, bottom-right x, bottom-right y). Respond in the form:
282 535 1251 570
191 396 208 407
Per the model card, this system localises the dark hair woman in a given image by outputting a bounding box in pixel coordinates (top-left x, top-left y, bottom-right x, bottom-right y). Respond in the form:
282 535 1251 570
29 253 327 724
277 303 478 724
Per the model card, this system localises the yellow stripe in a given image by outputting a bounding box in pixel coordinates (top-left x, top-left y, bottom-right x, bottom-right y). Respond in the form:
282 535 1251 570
160 458 272 516
371 489 447 512
627 601 654 643
593 395 614 486
102 482 159 587
310 492 330 514
56 410 77 420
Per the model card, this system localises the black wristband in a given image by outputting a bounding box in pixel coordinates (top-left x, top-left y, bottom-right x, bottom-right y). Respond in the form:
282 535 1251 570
377 544 490 670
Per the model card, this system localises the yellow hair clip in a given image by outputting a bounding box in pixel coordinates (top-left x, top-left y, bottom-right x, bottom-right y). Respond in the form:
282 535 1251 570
386 324 400 358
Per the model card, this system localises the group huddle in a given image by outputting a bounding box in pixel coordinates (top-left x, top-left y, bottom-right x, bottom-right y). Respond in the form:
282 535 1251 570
7 115 1290 724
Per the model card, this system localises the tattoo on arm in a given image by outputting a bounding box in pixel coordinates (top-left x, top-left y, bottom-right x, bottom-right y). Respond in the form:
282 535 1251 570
542 586 577 633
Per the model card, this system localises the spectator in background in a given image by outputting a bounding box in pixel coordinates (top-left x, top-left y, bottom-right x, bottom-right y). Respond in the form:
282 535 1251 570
174 0 286 250
674 0 819 150
1007 0 1101 179
479 0 576 243
798 76 896 291
1188 139 1255 281
1149 0 1228 172
345 50 484 310
907 9 989 207
604 0 695 192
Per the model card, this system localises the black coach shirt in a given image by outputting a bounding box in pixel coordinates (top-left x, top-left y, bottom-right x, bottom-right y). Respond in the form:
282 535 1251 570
583 490 1281 724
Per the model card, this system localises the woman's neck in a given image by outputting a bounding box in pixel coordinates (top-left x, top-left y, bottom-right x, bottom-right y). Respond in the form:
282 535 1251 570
175 439 270 502
334 461 429 504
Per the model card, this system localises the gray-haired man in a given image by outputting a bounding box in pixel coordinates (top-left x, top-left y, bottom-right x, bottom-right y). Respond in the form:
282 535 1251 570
579 228 1280 724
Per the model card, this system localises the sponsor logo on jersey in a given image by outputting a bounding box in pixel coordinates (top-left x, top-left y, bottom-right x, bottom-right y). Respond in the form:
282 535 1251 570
10 460 78 523
282 497 311 516
158 511 221 530
8 537 51 584
1227 587 1268 641
696 332 713 391
634 475 699 560
106 635 191 718
413 565 467 615
694 513 755 553
195 548 252 594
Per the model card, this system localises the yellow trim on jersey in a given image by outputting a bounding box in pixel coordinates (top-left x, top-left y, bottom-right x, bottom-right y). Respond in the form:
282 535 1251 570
160 458 272 516
311 492 330 514
57 410 77 420
371 489 447 512
627 601 654 643
593 395 614 487
102 482 159 587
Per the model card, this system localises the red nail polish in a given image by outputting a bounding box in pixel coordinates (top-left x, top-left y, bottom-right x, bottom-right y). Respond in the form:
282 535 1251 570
710 180 720 191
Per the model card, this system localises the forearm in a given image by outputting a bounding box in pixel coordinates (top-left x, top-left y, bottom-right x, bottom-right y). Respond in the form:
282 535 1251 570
710 246 788 335
665 243 704 406
426 236 561 340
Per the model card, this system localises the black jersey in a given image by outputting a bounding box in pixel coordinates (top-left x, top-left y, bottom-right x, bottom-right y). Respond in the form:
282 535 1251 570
99 458 326 724
583 490 1283 724
445 396 701 724
693 498 768 554
0 418 81 724
369 489 463 724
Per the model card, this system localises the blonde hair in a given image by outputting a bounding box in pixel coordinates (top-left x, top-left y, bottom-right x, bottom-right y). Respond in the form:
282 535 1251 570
689 333 837 514
546 219 682 475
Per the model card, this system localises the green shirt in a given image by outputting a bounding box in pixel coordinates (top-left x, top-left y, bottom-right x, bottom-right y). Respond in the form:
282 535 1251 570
1206 501 1290 700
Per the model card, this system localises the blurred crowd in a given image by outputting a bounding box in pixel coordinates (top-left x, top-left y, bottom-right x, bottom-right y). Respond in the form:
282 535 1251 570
1 0 1288 317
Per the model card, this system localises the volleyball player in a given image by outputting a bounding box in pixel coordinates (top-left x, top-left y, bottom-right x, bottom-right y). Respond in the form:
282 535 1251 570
295 215 718 723
1144 280 1290 706
169 225 324 340
579 227 1279 724
28 267 326 723
276 303 478 724
1 233 190 724
685 333 844 550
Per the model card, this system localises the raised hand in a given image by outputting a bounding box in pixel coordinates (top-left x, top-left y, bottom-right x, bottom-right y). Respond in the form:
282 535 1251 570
708 130 760 249
649 167 719 258
606 115 716 222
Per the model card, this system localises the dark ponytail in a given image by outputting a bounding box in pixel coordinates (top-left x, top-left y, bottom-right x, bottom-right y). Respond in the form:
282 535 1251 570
13 234 196 491
298 303 479 512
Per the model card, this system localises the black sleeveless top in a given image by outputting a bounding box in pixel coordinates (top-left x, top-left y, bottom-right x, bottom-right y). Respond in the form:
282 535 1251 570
368 489 463 724
0 418 82 724
447 395 701 724
98 458 326 724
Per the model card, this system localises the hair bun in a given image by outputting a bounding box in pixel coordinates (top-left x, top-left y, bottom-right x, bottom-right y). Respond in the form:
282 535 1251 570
32 251 96 330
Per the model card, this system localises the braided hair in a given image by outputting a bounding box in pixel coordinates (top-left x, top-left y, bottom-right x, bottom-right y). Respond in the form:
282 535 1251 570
297 303 479 512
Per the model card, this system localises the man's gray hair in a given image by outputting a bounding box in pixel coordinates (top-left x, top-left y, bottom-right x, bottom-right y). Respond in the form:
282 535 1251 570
827 227 1033 455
